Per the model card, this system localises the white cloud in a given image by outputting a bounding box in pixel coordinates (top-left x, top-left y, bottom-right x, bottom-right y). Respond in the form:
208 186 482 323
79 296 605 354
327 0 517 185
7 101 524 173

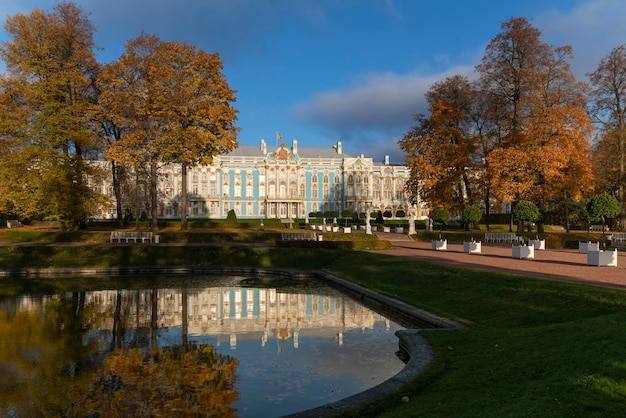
291 63 477 160
536 0 626 78
292 0 626 159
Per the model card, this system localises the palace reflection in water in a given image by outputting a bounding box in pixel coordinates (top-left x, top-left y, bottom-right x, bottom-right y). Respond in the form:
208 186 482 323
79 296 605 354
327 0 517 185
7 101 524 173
0 276 404 417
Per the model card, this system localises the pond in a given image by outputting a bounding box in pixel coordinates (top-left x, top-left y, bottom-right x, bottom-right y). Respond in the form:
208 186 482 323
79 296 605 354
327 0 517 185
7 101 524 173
0 274 406 417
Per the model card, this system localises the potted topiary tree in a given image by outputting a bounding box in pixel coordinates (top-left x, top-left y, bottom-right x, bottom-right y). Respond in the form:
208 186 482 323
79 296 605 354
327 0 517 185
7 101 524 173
587 192 620 251
576 199 599 253
461 205 482 254
431 208 450 250
461 205 482 232
512 201 540 258
513 201 541 235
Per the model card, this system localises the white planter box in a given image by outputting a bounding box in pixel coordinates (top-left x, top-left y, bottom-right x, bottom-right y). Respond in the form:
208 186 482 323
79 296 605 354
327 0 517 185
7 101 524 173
579 241 600 254
383 226 391 233
587 249 618 266
343 227 351 233
371 226 377 232
463 241 481 254
332 226 339 232
432 239 447 251
529 239 545 250
512 245 534 259
395 227 404 233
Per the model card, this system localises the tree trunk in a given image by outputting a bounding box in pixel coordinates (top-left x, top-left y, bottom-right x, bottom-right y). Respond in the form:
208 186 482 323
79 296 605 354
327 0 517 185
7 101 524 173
484 190 491 232
564 190 571 233
619 121 625 231
180 162 188 230
150 161 159 231
135 170 141 231
111 160 124 226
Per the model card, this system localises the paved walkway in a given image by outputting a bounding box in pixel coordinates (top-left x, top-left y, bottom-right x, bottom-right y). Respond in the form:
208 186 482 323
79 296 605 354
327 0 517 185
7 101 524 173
368 239 626 290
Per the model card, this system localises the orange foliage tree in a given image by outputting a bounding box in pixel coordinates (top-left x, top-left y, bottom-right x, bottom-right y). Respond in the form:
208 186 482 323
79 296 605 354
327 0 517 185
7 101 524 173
400 75 487 216
99 33 238 230
478 17 593 231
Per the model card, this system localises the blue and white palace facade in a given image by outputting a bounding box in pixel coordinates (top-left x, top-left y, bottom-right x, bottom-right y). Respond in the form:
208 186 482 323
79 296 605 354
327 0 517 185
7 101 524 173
97 139 428 220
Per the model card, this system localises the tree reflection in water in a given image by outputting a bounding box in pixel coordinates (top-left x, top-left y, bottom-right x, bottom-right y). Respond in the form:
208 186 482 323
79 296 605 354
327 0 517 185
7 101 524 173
0 276 404 417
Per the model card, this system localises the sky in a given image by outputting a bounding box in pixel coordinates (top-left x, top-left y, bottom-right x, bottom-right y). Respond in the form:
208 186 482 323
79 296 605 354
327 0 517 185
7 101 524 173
1 0 626 163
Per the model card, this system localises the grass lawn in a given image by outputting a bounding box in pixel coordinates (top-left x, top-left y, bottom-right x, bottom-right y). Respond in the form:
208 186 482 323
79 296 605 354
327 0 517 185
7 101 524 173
0 227 625 416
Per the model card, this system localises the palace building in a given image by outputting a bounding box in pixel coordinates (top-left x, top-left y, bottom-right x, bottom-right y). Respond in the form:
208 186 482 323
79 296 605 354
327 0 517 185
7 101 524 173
97 139 427 221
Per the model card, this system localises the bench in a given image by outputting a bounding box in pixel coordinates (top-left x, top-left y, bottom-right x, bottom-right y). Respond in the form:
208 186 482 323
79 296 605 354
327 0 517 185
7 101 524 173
608 233 626 243
280 218 294 229
484 232 523 243
7 220 22 228
281 233 317 241
110 231 154 243
32 221 56 227
589 225 609 231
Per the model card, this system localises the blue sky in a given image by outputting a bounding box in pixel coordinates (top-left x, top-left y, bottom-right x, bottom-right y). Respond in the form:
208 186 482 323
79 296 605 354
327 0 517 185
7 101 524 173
2 0 626 162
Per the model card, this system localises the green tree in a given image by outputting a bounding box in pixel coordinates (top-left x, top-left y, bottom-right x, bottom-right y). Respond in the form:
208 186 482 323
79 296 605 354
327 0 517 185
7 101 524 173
587 192 620 248
461 205 482 230
431 208 451 234
0 2 105 229
513 200 541 233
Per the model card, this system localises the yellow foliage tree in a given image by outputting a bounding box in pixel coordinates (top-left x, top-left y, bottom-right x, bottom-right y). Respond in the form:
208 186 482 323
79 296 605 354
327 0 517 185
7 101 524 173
99 33 238 230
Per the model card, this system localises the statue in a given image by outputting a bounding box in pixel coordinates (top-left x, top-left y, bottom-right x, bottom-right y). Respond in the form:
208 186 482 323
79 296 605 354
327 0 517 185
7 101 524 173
409 205 416 235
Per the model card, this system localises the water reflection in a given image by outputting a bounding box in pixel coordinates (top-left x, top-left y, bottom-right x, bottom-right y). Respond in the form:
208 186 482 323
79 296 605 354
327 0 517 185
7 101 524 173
0 276 404 417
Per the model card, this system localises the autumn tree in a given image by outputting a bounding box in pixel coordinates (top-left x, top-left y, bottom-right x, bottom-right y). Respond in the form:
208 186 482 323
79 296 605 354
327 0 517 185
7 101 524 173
0 2 105 229
591 129 620 195
400 75 485 215
588 45 626 230
89 63 133 226
100 33 238 230
477 17 593 232
156 41 239 230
